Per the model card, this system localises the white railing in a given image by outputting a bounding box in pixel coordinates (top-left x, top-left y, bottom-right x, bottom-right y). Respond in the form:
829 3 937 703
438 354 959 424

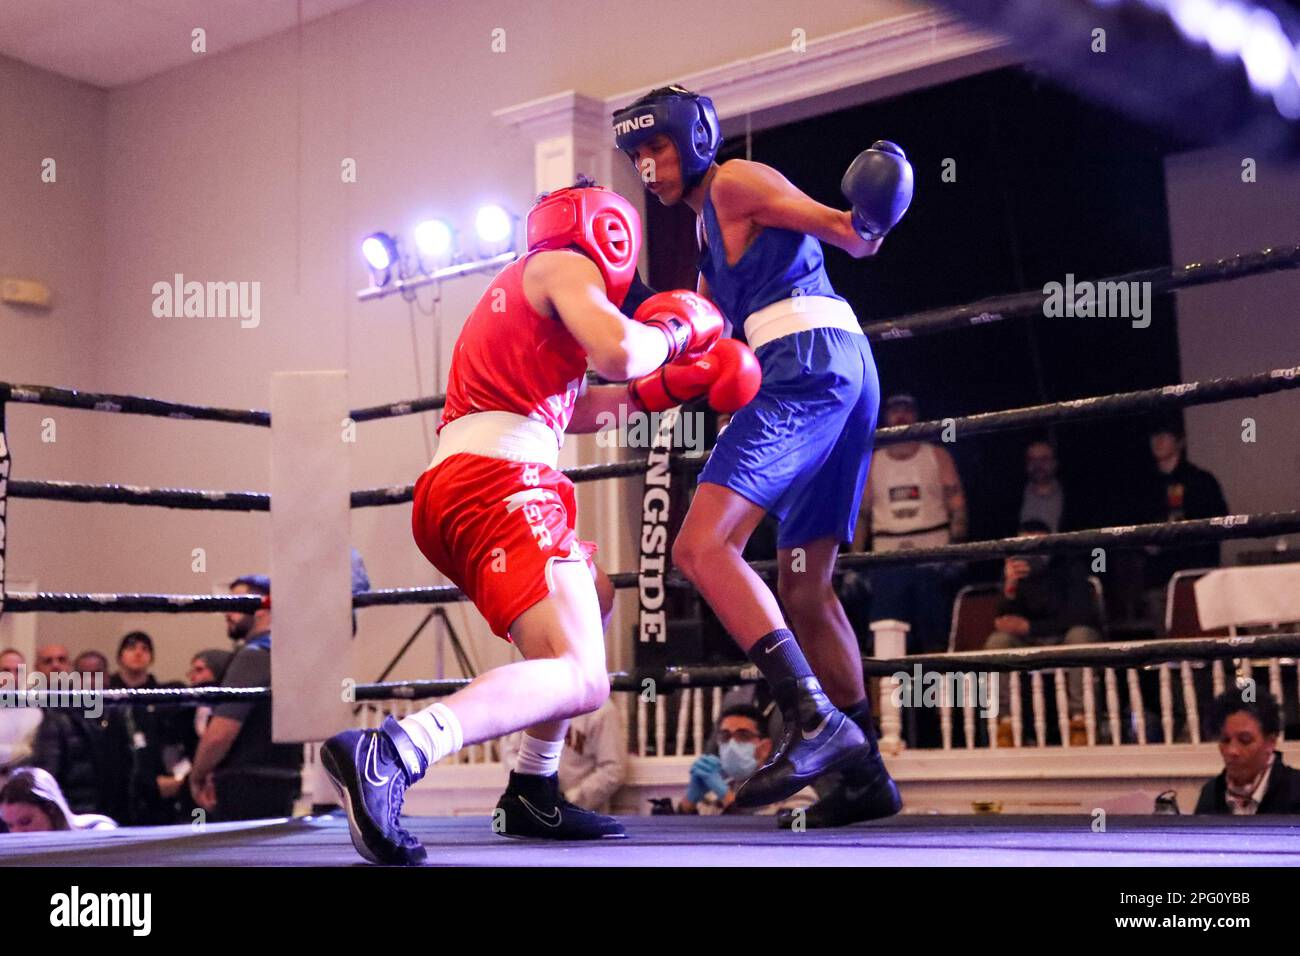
928 656 1294 750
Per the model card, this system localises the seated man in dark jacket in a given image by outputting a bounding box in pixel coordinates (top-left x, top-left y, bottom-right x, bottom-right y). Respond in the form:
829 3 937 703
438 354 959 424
985 520 1102 746
1195 688 1300 815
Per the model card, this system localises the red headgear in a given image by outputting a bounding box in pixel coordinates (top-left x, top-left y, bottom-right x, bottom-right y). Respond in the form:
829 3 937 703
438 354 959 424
526 186 640 308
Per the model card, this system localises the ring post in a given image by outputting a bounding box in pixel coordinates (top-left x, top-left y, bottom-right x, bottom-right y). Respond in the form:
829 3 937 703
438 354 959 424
271 371 352 741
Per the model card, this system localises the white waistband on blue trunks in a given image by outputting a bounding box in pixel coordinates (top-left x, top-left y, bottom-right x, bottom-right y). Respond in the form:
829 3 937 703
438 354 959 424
427 411 560 471
742 295 864 351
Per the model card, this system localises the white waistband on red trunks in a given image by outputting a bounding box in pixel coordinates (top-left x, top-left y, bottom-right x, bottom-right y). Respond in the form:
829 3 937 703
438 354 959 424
743 295 864 351
427 411 560 471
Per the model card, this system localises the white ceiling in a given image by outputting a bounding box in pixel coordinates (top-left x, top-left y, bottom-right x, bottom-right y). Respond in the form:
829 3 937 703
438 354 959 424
0 0 375 88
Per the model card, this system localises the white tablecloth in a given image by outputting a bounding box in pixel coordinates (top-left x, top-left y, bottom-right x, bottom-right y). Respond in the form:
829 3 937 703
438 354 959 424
1194 563 1300 629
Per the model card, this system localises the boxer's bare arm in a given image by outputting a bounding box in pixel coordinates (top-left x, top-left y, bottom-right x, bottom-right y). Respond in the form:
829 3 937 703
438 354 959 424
568 384 636 434
711 159 882 259
525 250 670 381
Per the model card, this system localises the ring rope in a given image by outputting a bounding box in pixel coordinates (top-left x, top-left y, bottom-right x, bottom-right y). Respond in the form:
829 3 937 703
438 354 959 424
4 243 1299 427
10 632 1300 706
6 509 1298 613
861 244 1300 341
11 364 1298 512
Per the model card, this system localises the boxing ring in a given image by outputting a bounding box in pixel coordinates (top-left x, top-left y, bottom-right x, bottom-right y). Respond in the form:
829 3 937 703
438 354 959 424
3 240 1300 866
5 813 1300 867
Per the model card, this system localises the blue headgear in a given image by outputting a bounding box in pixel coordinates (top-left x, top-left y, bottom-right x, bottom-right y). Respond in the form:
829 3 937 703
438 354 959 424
612 85 722 190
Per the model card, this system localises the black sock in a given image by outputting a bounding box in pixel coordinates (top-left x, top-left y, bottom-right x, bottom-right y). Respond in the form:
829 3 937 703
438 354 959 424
843 698 879 747
747 628 813 690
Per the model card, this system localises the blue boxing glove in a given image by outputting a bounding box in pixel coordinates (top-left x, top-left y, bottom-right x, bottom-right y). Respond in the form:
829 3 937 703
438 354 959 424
841 140 914 241
687 754 730 803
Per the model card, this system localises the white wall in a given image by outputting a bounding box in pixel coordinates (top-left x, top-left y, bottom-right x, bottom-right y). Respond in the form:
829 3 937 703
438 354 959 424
1164 148 1300 561
0 54 106 662
0 0 917 685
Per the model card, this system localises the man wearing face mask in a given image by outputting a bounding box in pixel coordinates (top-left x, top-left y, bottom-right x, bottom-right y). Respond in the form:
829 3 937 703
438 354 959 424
678 705 816 816
1195 689 1300 815
985 521 1102 747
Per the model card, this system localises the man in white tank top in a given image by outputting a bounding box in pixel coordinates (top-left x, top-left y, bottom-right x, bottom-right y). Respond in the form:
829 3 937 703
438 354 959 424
851 395 968 658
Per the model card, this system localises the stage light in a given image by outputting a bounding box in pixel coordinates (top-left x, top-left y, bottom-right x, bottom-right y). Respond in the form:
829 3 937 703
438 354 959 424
1205 2 1251 57
414 218 455 261
1168 0 1219 44
361 232 398 285
1240 10 1291 92
475 204 514 246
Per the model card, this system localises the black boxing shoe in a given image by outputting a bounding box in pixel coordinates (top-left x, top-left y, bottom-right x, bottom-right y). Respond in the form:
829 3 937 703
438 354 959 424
320 716 428 866
732 676 873 809
776 751 902 828
494 771 627 840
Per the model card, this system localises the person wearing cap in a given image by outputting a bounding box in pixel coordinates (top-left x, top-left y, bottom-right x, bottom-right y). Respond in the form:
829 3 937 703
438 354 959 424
108 631 184 825
1135 418 1229 628
190 574 303 821
854 394 968 656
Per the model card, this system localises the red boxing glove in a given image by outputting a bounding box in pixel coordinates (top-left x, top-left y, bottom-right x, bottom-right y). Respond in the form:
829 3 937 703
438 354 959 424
633 290 724 364
629 339 761 414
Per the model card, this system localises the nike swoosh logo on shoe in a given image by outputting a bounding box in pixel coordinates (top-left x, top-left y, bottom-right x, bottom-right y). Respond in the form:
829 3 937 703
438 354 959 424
364 735 390 786
802 713 835 741
518 796 562 828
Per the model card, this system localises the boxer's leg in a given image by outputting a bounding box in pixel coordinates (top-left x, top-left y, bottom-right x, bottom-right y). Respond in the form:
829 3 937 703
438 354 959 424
771 328 899 827
482 560 625 840
513 563 614 752
673 482 781 648
417 559 608 745
684 328 877 809
777 536 864 708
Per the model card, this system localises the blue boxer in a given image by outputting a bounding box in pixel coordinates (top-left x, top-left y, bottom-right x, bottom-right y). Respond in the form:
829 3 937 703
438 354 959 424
700 316 879 549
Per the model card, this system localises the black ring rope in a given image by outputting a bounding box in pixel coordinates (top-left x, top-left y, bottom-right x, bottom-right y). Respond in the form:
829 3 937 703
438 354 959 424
12 364 1297 511
861 244 1300 341
6 509 1298 613
4 243 1298 427
10 632 1298 706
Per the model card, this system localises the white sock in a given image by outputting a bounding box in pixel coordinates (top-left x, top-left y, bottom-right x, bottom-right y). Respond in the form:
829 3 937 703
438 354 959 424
399 702 464 766
515 732 563 777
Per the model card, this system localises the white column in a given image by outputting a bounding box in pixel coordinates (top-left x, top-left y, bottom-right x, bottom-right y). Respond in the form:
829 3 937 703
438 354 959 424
870 619 909 755
495 92 650 675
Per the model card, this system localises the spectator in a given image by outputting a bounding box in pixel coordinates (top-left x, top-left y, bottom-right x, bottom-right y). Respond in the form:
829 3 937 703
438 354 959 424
159 649 233 820
107 632 182 826
1018 439 1081 533
1138 419 1229 623
0 649 24 679
500 696 628 814
190 574 302 821
678 705 815 816
0 650 42 789
186 648 234 745
110 632 157 689
985 520 1102 747
1195 689 1300 815
29 701 123 820
33 644 70 677
1 767 116 832
855 394 968 656
73 650 109 677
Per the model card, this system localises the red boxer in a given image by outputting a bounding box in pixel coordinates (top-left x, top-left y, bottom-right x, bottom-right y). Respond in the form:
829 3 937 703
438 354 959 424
321 180 755 864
